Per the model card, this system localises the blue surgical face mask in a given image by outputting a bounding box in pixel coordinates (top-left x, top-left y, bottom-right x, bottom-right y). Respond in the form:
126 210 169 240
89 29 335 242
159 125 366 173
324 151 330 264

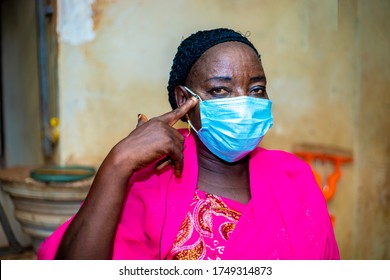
184 86 274 162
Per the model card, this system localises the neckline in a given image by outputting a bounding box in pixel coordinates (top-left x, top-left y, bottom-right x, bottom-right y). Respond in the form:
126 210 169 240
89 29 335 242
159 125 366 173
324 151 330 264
195 188 247 210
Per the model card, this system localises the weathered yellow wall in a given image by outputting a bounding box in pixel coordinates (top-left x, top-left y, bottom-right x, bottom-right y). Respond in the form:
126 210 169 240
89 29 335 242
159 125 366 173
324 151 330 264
354 0 390 259
56 0 390 259
0 0 41 248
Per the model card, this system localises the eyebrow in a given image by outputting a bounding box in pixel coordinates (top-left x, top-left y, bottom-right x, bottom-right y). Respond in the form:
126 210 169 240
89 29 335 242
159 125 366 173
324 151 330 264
249 76 267 83
204 76 232 83
204 75 266 83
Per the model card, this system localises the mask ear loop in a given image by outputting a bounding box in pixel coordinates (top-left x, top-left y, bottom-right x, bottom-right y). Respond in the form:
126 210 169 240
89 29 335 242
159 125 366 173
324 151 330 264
183 86 202 101
183 86 201 136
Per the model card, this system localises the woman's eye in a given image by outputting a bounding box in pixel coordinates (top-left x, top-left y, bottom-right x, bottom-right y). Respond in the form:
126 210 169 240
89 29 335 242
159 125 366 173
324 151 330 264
251 86 266 97
209 88 229 96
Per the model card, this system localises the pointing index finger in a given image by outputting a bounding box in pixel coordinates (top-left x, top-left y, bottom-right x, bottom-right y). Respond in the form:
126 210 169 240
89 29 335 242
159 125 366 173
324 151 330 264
160 96 199 127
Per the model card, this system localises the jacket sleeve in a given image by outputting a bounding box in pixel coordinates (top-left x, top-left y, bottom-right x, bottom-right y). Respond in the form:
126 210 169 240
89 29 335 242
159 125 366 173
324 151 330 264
36 217 73 260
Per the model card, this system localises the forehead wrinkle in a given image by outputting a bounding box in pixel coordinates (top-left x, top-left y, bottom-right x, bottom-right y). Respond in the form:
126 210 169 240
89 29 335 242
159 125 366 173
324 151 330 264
187 42 263 86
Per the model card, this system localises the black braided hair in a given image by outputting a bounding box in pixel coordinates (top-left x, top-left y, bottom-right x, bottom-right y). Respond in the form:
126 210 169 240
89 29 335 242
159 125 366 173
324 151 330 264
167 28 260 110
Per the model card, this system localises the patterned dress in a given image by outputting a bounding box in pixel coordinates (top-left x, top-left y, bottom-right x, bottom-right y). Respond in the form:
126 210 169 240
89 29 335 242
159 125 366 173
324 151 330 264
166 189 245 260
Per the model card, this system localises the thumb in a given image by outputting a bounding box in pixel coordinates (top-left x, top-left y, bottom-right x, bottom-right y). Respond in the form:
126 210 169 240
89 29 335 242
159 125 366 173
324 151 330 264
136 113 149 127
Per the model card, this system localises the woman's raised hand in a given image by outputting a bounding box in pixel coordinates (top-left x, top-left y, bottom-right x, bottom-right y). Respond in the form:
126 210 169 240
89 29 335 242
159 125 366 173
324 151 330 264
108 96 199 178
54 98 199 260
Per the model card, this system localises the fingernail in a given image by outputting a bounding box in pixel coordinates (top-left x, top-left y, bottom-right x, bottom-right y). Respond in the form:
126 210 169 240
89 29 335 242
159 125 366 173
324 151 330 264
138 114 141 119
191 96 199 102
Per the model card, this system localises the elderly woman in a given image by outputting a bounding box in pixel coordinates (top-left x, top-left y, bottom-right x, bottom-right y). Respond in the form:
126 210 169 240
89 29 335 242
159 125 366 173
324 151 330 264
37 28 339 260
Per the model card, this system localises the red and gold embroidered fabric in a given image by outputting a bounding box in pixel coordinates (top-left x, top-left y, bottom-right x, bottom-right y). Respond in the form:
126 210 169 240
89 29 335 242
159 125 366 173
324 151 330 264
166 189 244 260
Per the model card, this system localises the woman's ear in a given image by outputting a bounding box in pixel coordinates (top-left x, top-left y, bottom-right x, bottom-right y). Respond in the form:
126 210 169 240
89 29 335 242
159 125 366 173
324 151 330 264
174 85 188 108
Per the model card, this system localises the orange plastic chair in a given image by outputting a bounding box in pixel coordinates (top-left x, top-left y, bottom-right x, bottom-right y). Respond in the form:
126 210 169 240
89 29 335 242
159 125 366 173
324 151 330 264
293 144 353 227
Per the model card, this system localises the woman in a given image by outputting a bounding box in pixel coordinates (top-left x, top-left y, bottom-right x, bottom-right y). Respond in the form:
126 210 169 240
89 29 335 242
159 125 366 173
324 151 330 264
37 28 340 260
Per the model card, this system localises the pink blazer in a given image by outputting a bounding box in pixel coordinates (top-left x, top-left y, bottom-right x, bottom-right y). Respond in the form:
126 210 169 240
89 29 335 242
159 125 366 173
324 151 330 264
37 130 340 260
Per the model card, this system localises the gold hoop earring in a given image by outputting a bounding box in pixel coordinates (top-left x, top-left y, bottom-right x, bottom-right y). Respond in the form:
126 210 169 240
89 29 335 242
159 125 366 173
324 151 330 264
186 114 191 137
